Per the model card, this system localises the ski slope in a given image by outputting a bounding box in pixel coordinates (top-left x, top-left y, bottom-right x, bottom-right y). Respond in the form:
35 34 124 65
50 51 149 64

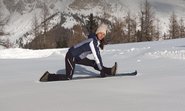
0 38 185 111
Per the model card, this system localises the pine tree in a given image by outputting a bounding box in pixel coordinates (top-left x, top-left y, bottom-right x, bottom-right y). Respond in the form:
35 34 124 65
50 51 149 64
32 13 40 48
125 11 137 42
139 0 155 41
169 12 180 39
0 1 4 35
153 19 160 40
32 13 39 38
179 18 185 38
41 2 50 48
126 11 131 42
86 13 98 34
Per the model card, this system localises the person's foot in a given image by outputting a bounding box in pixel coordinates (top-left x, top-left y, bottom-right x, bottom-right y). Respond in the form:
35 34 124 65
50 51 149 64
40 71 50 82
111 62 117 76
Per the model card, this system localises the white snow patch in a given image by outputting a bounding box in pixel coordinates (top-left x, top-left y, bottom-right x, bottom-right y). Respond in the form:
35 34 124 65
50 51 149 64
147 50 185 60
0 48 67 59
61 16 78 29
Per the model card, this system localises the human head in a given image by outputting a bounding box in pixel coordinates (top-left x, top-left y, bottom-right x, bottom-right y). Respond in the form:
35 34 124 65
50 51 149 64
96 23 108 40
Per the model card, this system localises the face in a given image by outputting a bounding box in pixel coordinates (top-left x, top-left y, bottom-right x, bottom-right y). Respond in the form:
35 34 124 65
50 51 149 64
97 32 105 40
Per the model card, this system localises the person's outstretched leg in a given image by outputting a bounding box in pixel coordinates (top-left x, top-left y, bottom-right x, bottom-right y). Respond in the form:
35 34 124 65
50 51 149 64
40 71 67 82
76 58 96 68
48 73 68 81
77 58 117 76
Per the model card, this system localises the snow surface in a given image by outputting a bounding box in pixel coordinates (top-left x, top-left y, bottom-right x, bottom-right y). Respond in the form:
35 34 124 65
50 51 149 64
61 16 78 29
1 38 185 111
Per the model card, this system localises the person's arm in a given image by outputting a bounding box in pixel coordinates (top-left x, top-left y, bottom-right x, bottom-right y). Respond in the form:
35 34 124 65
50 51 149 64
89 41 103 70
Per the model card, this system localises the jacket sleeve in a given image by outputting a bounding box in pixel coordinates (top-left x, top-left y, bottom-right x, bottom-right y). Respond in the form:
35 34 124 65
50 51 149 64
89 40 103 70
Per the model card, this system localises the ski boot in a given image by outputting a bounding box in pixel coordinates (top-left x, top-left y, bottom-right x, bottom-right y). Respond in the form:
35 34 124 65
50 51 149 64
40 71 50 82
111 62 117 76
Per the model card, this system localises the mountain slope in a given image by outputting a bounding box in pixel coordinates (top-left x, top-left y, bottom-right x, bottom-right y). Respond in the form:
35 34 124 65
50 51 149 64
1 0 185 47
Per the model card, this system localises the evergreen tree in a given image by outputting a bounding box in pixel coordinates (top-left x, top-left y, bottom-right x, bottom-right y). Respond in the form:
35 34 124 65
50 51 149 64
0 1 4 35
125 11 137 42
126 11 131 42
86 13 98 34
32 13 40 47
153 19 160 40
169 12 180 39
32 13 39 38
41 2 50 48
139 0 155 41
179 18 185 38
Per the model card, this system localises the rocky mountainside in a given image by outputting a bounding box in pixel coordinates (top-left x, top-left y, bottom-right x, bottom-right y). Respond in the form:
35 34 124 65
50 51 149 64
1 0 185 48
0 0 124 47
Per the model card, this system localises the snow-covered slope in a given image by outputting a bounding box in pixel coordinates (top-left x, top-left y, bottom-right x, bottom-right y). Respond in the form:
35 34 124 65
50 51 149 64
0 38 185 111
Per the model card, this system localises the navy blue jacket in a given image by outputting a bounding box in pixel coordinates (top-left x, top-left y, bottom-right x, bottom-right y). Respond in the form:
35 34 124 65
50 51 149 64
68 34 103 70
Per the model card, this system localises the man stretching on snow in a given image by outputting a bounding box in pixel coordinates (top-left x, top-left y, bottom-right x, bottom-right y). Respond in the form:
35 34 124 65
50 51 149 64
40 23 117 81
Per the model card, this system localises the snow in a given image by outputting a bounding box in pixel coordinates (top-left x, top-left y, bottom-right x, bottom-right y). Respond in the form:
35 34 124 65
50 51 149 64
61 16 78 29
0 48 67 59
0 0 10 19
1 38 185 111
0 45 6 49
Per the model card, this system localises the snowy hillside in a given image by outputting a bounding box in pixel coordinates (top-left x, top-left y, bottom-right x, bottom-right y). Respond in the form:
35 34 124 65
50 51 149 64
1 0 185 46
0 38 185 111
